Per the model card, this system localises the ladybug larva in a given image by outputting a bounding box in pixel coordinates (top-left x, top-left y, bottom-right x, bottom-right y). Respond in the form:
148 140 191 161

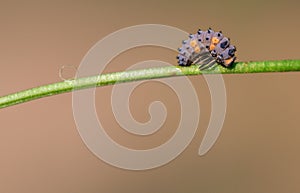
177 28 237 70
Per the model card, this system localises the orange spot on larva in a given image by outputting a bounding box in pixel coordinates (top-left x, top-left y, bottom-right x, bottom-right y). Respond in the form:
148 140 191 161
211 37 219 44
209 44 215 51
190 40 197 48
194 46 201 53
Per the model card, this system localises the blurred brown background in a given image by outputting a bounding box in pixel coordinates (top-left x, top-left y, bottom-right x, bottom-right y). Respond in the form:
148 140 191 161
0 0 299 192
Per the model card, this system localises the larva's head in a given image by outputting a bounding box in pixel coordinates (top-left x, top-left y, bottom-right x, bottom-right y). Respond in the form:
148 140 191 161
216 45 237 67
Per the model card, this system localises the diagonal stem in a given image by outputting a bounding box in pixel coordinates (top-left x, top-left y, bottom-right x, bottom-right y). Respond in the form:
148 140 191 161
0 59 299 109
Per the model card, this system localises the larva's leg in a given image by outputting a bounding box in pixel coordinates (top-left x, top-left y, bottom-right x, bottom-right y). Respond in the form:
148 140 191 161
193 52 211 64
199 58 217 70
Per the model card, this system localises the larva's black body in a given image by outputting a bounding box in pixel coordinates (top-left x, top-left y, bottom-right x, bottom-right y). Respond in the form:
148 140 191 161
177 28 236 69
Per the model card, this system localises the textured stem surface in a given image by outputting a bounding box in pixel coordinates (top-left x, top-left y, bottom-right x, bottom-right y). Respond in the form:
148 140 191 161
0 60 299 109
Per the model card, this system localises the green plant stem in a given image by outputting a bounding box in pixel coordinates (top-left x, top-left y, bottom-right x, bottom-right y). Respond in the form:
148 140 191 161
0 59 299 109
